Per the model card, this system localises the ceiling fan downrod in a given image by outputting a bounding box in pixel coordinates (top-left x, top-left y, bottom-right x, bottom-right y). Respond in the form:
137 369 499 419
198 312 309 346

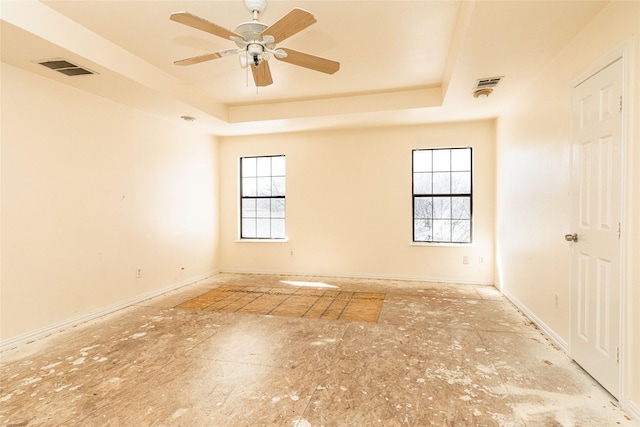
244 0 266 16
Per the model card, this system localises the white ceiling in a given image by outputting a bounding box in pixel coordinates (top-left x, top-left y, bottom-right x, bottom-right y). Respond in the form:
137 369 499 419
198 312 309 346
1 0 608 136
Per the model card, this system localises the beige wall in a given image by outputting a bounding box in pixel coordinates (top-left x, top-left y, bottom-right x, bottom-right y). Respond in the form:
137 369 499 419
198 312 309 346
218 120 495 284
495 0 639 414
2 0 638 418
0 63 220 345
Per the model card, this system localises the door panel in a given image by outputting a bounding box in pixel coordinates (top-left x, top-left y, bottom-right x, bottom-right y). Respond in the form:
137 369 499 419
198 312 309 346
570 58 622 398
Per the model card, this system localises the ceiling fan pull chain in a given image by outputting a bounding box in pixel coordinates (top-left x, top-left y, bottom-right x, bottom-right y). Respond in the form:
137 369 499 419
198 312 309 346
245 52 249 87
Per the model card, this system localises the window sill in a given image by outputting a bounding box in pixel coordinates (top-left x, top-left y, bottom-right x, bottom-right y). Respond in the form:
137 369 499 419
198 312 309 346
236 238 289 243
409 241 476 248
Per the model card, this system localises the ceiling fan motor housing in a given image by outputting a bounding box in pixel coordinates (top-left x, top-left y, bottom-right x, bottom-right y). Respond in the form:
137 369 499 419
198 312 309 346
233 22 269 48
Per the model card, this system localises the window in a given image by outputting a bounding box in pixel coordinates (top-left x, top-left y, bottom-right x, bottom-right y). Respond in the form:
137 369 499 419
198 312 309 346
412 147 472 243
240 155 286 239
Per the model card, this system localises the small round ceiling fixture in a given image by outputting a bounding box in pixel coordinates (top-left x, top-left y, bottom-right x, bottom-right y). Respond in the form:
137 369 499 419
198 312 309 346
473 88 493 99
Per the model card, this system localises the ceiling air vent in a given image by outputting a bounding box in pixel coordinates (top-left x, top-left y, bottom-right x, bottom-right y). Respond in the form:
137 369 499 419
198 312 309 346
475 76 503 90
473 76 503 98
37 59 96 76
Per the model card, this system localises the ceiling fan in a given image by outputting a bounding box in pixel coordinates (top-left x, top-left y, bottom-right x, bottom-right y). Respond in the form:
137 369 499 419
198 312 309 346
170 0 340 87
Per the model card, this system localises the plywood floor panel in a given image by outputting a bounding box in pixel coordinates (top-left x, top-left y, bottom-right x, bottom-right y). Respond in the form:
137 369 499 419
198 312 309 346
176 286 385 323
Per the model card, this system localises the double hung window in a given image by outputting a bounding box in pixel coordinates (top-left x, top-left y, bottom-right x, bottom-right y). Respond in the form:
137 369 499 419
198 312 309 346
240 155 286 239
412 147 472 243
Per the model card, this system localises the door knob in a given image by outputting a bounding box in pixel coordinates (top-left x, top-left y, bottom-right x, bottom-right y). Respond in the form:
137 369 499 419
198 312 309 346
564 233 578 242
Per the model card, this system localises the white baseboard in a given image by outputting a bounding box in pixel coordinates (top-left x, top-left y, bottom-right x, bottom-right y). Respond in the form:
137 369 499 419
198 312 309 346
219 268 495 286
0 270 218 352
496 289 640 423
501 288 569 353
624 400 640 422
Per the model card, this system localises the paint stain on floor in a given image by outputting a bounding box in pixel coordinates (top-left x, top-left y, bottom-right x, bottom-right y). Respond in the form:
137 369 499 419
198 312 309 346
176 285 385 323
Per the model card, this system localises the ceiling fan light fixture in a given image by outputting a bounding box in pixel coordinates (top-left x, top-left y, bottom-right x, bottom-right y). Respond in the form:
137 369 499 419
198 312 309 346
239 53 264 68
247 43 263 56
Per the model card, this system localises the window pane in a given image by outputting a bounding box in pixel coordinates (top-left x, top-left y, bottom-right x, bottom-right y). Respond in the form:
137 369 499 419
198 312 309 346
451 197 470 219
271 219 285 238
242 177 256 197
414 197 432 219
271 199 285 218
413 172 432 194
432 172 450 194
451 172 471 194
433 219 451 241
433 197 451 219
414 219 432 241
257 177 271 196
451 148 471 171
272 177 285 196
256 199 271 217
242 218 256 238
256 156 271 176
413 150 432 172
256 219 271 238
242 157 257 177
272 156 285 176
432 150 451 172
242 198 256 217
452 220 471 242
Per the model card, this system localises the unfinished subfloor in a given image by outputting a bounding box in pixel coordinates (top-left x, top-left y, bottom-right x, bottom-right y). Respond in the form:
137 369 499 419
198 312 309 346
1 273 636 427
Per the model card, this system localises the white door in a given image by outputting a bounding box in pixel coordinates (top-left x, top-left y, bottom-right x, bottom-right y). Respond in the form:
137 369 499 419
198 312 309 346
569 58 623 398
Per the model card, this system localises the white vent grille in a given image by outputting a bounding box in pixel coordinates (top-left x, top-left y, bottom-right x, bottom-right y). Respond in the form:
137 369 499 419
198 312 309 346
37 59 96 76
475 76 503 90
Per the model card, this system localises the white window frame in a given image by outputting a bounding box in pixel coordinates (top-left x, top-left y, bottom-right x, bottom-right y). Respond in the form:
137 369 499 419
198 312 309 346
239 155 286 240
412 147 473 244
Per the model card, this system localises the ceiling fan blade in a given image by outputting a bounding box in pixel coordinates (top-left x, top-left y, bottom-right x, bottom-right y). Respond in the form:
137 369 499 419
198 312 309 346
262 8 316 43
251 61 273 87
170 12 243 41
174 49 239 66
277 48 340 74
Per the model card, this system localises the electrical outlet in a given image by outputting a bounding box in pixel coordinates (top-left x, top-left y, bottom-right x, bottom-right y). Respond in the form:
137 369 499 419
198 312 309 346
463 256 469 265
478 256 484 264
554 293 559 308
136 269 141 278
